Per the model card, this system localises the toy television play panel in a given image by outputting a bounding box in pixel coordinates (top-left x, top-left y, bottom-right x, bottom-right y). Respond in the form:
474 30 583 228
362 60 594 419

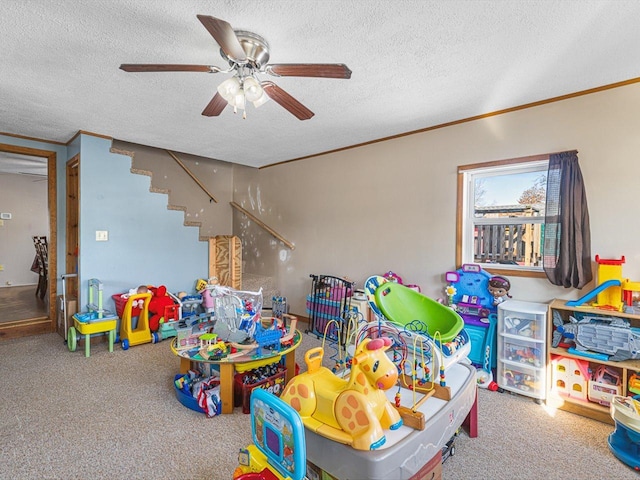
303 362 477 480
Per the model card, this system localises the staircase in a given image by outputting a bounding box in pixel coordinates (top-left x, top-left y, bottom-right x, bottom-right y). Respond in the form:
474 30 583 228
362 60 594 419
111 139 234 240
110 140 280 306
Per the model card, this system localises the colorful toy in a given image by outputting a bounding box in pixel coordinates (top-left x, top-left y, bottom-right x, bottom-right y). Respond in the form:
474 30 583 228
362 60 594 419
608 394 640 471
552 313 640 361
67 278 118 357
444 264 503 370
629 372 640 395
487 275 512 306
587 365 621 406
550 355 589 401
566 255 640 312
280 337 402 451
148 285 176 332
362 281 470 380
373 282 464 343
119 291 153 349
394 332 453 431
233 389 307 480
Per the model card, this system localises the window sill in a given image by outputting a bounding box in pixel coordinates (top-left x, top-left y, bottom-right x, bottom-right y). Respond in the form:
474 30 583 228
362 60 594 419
481 267 547 279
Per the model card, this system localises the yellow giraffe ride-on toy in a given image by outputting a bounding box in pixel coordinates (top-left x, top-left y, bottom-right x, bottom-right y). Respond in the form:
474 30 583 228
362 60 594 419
280 337 402 451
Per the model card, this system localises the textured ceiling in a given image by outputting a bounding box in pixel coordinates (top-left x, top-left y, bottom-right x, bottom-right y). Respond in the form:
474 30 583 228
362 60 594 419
2 1 640 168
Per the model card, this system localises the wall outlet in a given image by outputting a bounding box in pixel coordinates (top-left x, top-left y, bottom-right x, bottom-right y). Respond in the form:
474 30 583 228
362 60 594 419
95 230 108 241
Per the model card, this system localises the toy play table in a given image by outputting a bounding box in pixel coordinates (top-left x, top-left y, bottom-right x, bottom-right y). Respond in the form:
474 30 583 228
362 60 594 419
304 361 478 480
68 313 117 357
170 330 302 414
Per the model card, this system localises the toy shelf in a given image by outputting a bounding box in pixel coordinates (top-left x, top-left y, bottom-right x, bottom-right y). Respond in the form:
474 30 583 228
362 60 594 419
546 299 640 424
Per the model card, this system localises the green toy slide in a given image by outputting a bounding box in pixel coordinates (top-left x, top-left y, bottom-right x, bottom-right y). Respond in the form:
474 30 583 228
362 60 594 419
374 282 464 343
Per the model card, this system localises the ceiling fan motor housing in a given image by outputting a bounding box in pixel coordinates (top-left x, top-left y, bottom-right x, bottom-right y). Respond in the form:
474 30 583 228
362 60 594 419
223 30 270 69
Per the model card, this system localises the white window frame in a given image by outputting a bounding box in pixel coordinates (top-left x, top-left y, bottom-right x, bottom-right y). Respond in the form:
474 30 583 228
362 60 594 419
457 156 549 277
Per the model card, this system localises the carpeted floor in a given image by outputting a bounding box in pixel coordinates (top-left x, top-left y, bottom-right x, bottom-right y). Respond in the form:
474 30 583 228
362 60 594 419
0 332 636 480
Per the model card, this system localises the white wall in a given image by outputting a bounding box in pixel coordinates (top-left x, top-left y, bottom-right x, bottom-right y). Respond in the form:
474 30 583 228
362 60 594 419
0 173 48 286
234 82 640 315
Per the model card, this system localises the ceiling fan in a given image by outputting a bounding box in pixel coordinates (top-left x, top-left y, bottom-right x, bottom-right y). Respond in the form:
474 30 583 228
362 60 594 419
120 14 352 120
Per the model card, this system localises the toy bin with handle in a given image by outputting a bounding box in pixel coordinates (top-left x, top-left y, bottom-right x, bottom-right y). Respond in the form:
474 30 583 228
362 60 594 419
112 293 142 318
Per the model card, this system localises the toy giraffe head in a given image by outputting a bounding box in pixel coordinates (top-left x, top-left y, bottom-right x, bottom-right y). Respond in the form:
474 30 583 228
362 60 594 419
348 337 398 392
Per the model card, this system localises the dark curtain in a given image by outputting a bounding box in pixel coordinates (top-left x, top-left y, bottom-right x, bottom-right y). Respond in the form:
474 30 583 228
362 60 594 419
543 151 592 288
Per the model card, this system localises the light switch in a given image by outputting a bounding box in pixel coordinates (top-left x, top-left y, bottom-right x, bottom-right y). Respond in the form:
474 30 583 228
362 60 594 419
96 230 108 241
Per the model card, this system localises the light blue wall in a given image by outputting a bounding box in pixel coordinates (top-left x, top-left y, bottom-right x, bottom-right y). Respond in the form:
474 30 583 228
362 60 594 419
77 134 208 309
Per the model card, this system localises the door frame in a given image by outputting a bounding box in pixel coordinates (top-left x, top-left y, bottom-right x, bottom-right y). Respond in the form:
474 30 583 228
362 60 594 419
0 142 57 339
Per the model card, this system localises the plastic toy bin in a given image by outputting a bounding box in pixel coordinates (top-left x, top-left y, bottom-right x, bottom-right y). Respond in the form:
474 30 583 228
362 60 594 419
234 367 287 414
500 336 543 368
112 293 141 318
174 374 206 414
498 308 546 341
498 362 544 398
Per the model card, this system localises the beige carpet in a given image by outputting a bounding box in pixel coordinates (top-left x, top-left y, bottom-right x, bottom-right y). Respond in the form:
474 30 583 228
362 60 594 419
0 332 636 480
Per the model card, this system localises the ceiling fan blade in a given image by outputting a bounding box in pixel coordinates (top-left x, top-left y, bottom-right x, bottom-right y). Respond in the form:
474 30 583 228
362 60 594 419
120 64 213 73
261 81 314 120
197 15 246 63
266 63 352 79
201 92 227 117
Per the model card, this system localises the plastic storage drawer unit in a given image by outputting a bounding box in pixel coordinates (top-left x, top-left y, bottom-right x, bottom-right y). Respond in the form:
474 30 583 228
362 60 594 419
497 300 547 400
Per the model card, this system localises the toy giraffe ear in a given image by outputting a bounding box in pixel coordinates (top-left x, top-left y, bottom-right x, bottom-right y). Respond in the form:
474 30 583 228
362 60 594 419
352 352 367 366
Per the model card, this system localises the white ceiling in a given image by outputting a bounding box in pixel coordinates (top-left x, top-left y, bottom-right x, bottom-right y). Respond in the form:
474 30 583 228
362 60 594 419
2 1 640 168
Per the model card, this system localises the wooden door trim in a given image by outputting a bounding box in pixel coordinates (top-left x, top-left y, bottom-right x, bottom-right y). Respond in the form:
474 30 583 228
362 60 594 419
0 143 57 339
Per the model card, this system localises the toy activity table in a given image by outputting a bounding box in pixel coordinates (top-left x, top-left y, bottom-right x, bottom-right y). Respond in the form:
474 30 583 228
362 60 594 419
170 330 302 414
68 314 117 357
303 362 478 480
67 278 118 357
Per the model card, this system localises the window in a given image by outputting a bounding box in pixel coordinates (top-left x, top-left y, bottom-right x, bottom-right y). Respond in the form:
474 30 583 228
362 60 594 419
457 155 549 276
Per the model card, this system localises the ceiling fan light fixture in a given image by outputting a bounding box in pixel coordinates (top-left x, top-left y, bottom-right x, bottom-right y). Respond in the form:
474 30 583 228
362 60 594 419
252 91 270 108
217 76 241 103
243 76 263 102
234 90 246 110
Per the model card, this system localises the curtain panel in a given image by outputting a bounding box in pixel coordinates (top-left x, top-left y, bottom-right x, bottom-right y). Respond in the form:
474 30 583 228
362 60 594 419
543 151 592 288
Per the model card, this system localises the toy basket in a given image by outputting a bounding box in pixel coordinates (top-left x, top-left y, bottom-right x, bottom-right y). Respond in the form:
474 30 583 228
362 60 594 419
234 366 287 414
112 293 142 318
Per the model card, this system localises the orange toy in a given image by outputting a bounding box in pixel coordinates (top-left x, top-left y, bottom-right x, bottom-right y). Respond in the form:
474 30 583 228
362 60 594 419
280 337 402 451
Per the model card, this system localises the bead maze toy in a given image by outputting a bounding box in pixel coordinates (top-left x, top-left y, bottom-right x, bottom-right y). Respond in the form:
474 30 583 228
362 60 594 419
365 277 471 373
280 337 403 451
67 278 118 357
233 389 307 480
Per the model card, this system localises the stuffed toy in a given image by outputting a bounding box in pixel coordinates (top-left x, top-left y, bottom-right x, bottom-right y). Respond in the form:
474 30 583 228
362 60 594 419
148 285 175 332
